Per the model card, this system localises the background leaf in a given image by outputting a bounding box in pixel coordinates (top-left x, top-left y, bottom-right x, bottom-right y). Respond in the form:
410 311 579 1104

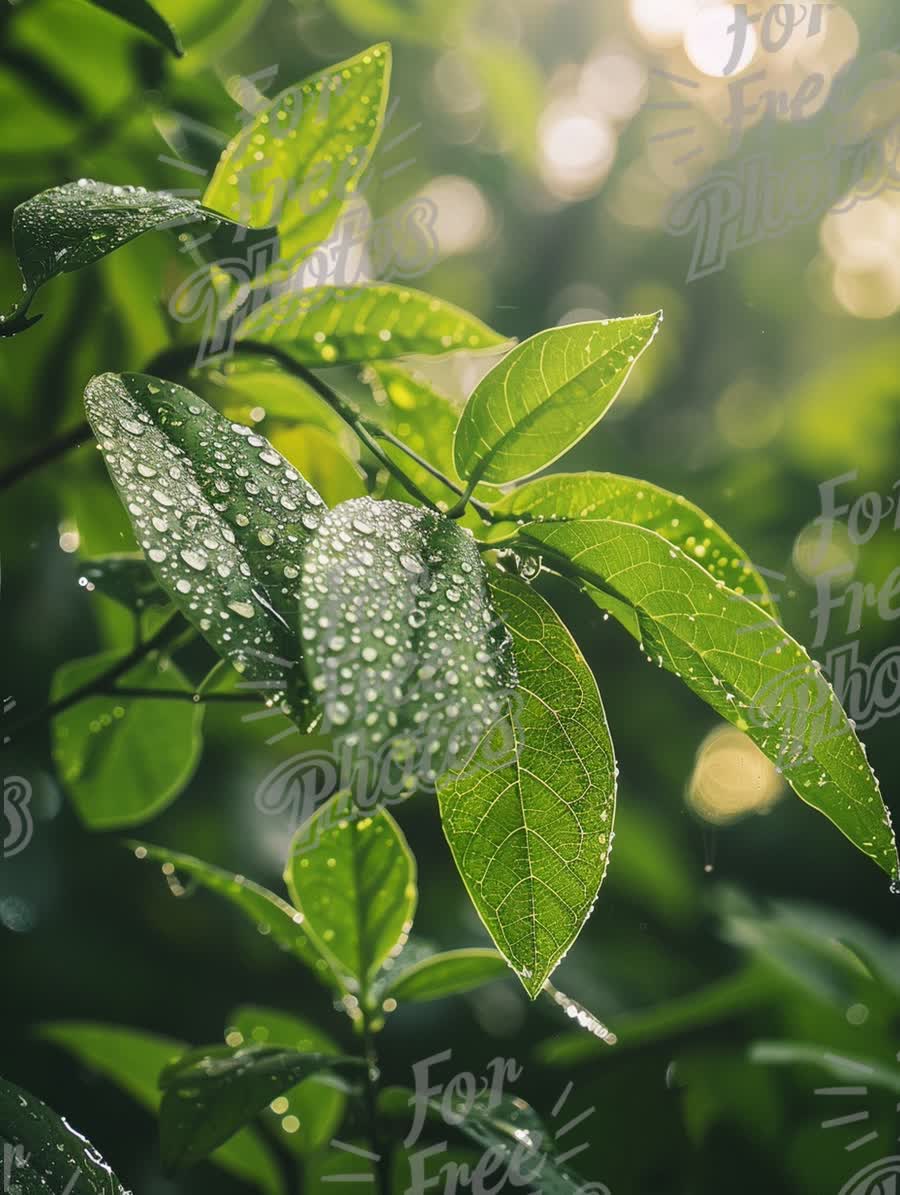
238 284 506 365
522 518 900 880
51 652 203 828
453 314 662 485
84 0 183 56
439 573 617 997
77 553 170 612
41 1022 283 1194
284 791 417 991
380 947 509 1003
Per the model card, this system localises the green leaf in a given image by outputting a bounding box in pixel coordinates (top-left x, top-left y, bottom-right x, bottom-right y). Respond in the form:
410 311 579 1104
84 372 325 717
438 574 616 997
78 553 170 612
493 472 778 618
129 841 336 985
5 181 225 331
51 652 203 828
453 314 662 485
84 0 183 55
227 1006 345 1156
0 1075 128 1194
750 1041 900 1096
203 45 391 264
380 948 509 1003
40 1022 284 1195
153 0 267 65
299 496 516 791
326 0 474 45
464 40 543 169
522 518 900 880
285 791 417 990
237 284 507 365
271 425 367 508
159 1044 364 1167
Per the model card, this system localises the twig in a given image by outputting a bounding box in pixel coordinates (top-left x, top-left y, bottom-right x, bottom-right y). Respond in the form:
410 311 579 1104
0 421 90 492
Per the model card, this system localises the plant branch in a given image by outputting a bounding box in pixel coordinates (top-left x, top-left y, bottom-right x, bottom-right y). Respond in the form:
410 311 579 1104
362 1017 391 1195
0 420 90 492
5 612 186 742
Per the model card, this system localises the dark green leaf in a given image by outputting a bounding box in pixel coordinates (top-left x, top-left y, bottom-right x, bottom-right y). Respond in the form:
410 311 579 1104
227 1005 345 1156
0 1075 128 1194
78 553 169 612
203 45 391 264
299 496 516 792
750 1041 900 1096
284 791 417 989
237 284 506 365
493 472 778 617
52 653 203 828
40 1022 283 1194
453 315 662 485
439 574 616 998
380 948 509 1003
522 518 900 880
84 0 183 56
129 841 337 985
84 372 325 718
159 1044 364 1167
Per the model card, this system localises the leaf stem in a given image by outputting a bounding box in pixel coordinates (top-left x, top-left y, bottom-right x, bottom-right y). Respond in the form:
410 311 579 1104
362 1016 391 1195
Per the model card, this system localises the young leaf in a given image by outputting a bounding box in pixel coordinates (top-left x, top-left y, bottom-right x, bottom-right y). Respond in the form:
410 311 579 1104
85 0 183 56
52 653 203 829
84 372 325 716
4 181 223 332
522 518 900 881
129 841 336 985
284 791 417 990
227 1005 345 1156
40 1023 283 1195
380 948 509 1003
438 574 617 998
493 472 778 617
453 314 662 485
159 1044 364 1167
203 45 391 263
0 1076 128 1194
237 284 506 365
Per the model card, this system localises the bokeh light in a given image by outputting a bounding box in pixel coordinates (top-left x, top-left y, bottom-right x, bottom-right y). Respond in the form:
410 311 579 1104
687 725 785 824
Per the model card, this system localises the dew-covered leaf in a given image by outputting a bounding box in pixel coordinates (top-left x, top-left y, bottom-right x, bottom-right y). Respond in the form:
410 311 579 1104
237 284 506 366
40 1022 284 1195
159 1044 364 1167
439 574 616 997
5 181 225 331
203 45 390 264
284 791 416 989
84 372 326 715
78 553 170 612
453 314 662 485
380 948 509 1003
0 1075 129 1195
85 0 183 56
493 473 778 617
51 652 203 829
522 518 899 881
129 841 337 986
227 1006 345 1156
299 496 516 792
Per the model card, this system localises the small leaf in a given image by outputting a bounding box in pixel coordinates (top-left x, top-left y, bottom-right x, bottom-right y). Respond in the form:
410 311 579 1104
5 181 226 331
522 518 900 880
299 496 516 791
84 372 326 715
51 652 203 829
129 841 335 985
0 1075 128 1194
227 1006 345 1156
380 948 509 1003
40 1022 283 1195
159 1044 364 1167
493 472 778 617
439 574 616 997
203 45 391 263
285 791 416 989
78 553 169 612
237 284 506 365
84 0 183 56
454 314 662 485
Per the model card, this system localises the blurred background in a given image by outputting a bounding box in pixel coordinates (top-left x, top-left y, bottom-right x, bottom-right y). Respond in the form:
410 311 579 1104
1 0 899 1192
